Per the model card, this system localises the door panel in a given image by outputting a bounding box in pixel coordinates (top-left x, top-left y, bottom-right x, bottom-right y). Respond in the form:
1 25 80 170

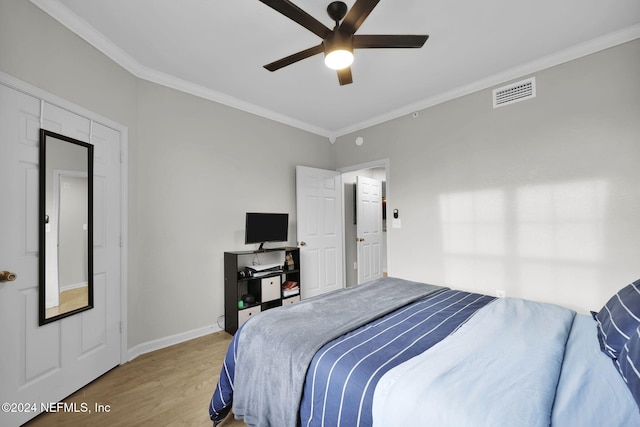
0 83 122 426
296 166 343 299
42 102 91 143
304 248 320 293
0 84 52 426
356 176 383 284
323 247 339 288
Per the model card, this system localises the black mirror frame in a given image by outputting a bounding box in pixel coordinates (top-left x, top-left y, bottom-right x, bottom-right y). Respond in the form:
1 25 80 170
39 129 94 326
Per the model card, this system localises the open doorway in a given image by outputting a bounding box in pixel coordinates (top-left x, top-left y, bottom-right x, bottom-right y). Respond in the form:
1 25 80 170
339 160 389 287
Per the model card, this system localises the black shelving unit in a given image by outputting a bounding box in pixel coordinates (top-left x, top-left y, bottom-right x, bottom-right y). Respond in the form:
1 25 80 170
223 247 301 334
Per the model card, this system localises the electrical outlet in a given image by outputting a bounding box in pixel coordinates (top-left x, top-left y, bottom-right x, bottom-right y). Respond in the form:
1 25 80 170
496 289 506 298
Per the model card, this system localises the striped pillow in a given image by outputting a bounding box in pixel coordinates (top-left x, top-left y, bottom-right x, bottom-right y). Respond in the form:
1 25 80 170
592 279 640 360
616 326 640 409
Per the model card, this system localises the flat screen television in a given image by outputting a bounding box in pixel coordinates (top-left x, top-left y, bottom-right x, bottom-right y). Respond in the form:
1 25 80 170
245 212 289 251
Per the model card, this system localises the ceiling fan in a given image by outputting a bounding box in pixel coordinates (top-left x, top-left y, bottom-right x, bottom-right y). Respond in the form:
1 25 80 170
259 0 429 85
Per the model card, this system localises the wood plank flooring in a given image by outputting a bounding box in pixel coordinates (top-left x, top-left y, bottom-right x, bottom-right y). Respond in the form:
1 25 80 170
45 286 88 318
24 331 247 427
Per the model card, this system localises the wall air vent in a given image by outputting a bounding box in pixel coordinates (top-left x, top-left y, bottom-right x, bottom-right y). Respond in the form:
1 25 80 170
493 77 536 108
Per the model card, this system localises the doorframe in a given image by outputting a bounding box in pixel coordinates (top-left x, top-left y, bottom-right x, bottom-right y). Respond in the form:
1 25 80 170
337 158 391 286
0 71 129 364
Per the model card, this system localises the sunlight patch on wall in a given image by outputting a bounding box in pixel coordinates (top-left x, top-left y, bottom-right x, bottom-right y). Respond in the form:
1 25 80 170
516 180 608 262
439 189 506 256
439 189 507 291
438 179 609 305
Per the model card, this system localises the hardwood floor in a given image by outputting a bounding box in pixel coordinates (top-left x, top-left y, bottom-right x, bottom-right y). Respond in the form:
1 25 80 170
24 331 247 427
45 286 88 318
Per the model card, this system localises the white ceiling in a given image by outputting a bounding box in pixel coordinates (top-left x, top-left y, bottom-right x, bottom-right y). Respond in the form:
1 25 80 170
31 0 640 140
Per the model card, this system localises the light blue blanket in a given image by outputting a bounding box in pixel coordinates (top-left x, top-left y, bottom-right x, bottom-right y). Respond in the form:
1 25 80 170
552 314 640 426
232 277 446 427
372 298 575 426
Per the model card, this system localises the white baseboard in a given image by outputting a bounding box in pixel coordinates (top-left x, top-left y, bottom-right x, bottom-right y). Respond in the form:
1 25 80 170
60 282 88 292
126 324 223 362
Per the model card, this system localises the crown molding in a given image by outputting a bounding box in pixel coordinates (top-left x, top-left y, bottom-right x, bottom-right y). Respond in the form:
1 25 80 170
331 24 640 139
29 1 639 141
29 0 332 139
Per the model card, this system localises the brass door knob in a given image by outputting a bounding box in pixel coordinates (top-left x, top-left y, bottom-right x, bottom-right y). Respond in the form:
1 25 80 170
356 237 365 242
299 241 307 246
0 271 17 282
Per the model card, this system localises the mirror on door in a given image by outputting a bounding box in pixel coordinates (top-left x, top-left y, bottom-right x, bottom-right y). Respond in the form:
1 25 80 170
39 129 94 325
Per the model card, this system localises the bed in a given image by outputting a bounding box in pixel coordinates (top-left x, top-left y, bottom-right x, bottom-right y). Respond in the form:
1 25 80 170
209 277 640 426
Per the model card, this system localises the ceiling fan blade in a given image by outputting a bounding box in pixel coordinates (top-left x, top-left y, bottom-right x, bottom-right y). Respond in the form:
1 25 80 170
353 34 429 49
337 67 353 85
264 44 324 71
339 0 380 34
259 0 332 39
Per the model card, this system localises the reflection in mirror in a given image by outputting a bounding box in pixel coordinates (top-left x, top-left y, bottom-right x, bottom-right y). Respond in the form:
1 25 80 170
39 129 94 325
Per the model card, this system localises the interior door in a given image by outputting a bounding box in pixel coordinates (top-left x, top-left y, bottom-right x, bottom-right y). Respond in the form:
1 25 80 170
0 83 122 426
356 176 383 284
296 166 344 299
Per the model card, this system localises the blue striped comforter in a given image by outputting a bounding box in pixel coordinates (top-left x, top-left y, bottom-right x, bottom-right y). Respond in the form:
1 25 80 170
300 290 494 427
210 289 494 426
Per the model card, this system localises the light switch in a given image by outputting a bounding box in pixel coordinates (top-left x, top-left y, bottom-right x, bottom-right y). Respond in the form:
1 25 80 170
392 219 401 228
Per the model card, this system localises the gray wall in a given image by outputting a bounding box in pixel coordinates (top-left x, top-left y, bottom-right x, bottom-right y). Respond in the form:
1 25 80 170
131 80 332 345
332 40 640 313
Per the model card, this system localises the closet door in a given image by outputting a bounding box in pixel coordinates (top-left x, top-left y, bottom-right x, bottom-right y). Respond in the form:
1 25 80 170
0 84 122 426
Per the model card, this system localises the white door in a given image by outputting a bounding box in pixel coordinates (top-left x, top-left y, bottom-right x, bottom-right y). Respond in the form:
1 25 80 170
356 176 383 284
0 83 122 426
296 166 344 299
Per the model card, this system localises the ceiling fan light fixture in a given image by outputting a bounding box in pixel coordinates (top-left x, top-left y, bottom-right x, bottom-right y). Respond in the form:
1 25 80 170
324 49 354 70
323 29 353 70
260 0 429 85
